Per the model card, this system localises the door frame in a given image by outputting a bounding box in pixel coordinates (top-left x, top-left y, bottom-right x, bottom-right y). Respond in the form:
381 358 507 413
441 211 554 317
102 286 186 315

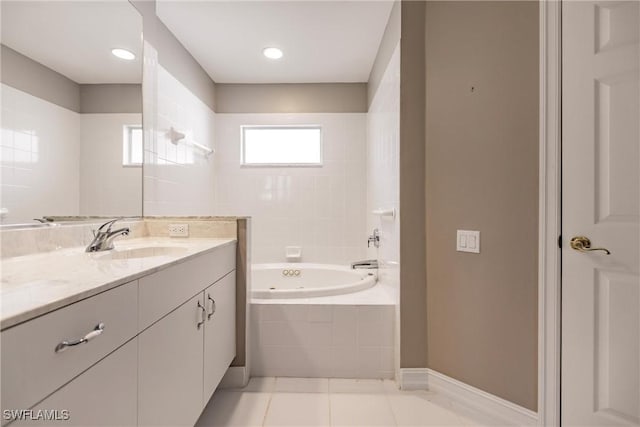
538 1 562 426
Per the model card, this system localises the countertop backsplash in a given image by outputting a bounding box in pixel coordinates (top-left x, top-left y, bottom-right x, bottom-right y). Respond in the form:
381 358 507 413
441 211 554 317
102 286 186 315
0 217 240 259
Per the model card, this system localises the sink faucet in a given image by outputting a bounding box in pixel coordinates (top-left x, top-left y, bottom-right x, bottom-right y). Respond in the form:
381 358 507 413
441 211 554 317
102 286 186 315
85 218 130 253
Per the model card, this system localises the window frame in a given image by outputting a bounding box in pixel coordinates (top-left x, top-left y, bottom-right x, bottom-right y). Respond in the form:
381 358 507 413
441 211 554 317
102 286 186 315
240 125 323 167
122 124 143 167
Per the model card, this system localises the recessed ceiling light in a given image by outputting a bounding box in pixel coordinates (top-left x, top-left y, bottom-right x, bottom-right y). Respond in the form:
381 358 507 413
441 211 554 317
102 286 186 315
111 48 135 61
263 47 283 60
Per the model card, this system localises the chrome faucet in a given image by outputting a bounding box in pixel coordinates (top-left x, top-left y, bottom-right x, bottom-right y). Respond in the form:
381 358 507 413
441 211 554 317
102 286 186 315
85 218 130 253
351 259 378 269
368 228 380 248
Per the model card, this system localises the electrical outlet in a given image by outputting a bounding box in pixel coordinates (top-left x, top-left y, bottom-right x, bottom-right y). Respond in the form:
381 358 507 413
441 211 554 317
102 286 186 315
168 223 189 237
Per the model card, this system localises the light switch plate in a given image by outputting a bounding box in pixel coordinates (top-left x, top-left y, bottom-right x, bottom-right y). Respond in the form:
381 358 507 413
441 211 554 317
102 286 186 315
457 230 480 253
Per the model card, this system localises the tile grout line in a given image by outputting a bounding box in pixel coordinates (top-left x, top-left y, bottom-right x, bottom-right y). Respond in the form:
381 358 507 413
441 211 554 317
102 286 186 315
328 389 333 427
261 390 275 427
383 388 400 427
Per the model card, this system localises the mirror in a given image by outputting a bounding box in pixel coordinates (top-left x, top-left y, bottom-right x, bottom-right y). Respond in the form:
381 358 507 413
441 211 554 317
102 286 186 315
0 1 143 225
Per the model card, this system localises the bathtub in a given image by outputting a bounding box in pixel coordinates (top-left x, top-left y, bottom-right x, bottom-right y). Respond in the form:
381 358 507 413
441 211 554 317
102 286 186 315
252 263 376 299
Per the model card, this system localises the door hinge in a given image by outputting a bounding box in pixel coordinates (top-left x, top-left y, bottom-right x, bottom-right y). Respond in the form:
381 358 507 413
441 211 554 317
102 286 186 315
558 235 562 248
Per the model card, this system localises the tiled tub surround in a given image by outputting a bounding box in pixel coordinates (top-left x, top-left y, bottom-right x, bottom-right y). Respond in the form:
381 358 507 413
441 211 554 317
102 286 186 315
251 300 395 379
1 236 236 329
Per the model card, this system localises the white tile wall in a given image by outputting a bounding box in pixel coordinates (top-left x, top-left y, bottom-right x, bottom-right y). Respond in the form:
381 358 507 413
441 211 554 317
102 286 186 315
251 304 394 379
1 84 80 223
79 114 142 216
214 113 367 265
143 58 216 216
367 44 401 375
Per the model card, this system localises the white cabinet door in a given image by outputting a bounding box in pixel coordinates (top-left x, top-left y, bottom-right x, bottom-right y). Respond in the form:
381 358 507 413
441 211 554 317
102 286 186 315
203 271 236 403
562 1 640 425
138 293 205 427
15 339 138 427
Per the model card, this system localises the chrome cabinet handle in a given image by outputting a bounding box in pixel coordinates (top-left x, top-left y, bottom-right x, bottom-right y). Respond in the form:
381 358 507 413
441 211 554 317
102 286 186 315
207 294 216 320
197 301 206 329
55 323 105 353
570 236 611 255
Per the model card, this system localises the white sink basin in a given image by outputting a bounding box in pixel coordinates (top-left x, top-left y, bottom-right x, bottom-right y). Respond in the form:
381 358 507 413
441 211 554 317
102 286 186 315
95 246 189 261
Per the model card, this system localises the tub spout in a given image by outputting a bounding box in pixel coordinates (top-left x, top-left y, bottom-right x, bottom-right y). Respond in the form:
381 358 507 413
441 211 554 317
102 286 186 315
351 259 378 269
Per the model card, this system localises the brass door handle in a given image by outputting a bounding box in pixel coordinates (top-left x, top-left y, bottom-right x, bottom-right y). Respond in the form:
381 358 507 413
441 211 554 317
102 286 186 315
570 236 611 255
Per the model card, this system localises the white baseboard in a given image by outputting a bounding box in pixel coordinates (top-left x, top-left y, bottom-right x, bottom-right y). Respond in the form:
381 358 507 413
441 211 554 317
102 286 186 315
398 368 430 390
399 368 538 426
219 366 250 389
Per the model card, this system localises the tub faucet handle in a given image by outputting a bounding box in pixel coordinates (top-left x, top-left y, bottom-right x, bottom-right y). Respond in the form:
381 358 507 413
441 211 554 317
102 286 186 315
367 229 380 248
351 259 378 269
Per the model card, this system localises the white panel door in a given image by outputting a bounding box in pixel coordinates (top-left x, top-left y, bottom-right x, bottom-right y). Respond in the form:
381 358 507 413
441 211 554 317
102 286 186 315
203 271 236 404
138 293 205 427
562 1 640 426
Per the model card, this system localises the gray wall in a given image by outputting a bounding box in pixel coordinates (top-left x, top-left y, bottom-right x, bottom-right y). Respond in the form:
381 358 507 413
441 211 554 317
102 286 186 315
1 45 81 112
368 1 400 106
215 83 367 113
424 1 539 410
130 0 216 112
80 84 141 114
399 0 428 369
1 45 142 114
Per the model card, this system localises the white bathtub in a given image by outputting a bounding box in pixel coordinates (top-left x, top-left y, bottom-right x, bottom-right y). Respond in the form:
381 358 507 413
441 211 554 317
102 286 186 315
252 263 377 299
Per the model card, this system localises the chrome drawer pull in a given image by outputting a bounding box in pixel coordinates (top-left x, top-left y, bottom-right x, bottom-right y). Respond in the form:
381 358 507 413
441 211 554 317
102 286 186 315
55 323 105 353
207 294 216 320
197 301 206 329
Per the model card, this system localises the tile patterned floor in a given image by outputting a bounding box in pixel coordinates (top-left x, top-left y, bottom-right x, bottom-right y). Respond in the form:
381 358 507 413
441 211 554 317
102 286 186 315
196 377 497 427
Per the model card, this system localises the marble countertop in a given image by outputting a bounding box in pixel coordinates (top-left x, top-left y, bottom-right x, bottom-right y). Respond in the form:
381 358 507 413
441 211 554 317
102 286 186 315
0 237 236 330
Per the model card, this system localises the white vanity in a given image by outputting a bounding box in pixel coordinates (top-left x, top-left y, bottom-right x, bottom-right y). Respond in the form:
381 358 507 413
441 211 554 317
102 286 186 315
1 237 237 426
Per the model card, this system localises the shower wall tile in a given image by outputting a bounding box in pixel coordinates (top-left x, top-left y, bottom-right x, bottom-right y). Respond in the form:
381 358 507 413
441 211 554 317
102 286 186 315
1 84 80 224
367 44 401 376
214 113 367 265
143 51 216 216
367 44 400 286
79 113 142 217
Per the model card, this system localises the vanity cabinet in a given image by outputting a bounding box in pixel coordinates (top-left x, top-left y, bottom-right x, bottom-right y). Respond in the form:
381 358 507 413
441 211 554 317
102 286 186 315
16 339 138 427
203 271 236 402
138 294 205 427
1 280 138 420
138 270 237 427
1 241 237 427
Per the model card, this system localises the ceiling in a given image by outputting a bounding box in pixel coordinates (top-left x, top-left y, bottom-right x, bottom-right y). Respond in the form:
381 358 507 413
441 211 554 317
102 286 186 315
1 1 143 84
156 0 394 84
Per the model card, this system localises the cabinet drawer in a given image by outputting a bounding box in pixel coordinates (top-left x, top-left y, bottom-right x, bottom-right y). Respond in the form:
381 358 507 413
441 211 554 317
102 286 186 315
13 339 138 427
1 281 137 416
138 242 236 331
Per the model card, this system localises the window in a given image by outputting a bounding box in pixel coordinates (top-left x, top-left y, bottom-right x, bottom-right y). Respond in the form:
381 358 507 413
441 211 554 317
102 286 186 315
241 126 322 166
123 125 143 166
